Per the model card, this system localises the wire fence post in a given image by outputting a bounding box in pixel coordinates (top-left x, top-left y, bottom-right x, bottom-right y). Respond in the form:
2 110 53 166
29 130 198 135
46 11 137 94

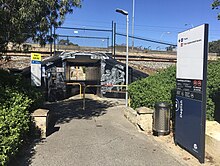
107 37 109 50
112 21 114 55
114 22 116 59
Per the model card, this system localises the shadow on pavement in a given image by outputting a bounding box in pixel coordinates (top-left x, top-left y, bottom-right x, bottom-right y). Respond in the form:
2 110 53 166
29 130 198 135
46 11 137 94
9 97 117 166
43 98 117 136
8 137 42 166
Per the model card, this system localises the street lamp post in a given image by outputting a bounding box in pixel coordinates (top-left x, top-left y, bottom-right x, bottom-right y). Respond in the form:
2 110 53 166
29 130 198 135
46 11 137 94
116 8 129 107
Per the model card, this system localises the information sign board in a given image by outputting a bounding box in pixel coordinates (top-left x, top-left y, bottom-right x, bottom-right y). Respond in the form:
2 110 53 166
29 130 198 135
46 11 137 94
31 53 42 61
31 53 42 86
175 24 208 163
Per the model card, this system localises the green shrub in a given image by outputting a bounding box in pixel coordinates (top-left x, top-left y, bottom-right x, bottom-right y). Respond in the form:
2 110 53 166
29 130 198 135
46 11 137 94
0 87 32 165
128 60 220 121
207 60 220 120
0 69 43 111
0 69 44 165
206 97 215 121
129 65 176 109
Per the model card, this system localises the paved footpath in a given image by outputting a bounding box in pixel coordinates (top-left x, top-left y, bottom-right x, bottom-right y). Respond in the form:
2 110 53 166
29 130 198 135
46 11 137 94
28 96 184 166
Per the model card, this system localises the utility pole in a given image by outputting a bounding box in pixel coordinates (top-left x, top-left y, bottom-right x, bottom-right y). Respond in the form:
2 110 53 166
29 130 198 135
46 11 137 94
132 0 135 50
50 23 52 56
112 21 114 56
49 10 53 56
53 25 56 56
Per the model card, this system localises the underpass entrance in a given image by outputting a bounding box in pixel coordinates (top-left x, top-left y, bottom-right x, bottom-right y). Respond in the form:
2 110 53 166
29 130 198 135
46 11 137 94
41 52 147 101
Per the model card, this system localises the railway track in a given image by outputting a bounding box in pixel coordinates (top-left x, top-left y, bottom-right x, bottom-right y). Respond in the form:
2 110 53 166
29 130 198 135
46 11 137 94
114 54 176 63
1 50 177 63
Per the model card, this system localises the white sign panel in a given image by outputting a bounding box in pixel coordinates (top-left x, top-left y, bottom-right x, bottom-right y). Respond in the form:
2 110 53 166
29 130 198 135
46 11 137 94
31 53 42 86
177 25 206 80
31 63 41 86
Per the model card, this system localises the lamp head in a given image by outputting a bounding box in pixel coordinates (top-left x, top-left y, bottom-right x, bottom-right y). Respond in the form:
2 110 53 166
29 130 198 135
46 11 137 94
116 8 128 15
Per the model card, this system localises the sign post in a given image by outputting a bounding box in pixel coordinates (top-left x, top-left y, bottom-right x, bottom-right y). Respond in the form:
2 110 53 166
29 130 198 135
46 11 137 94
31 53 42 86
175 24 208 163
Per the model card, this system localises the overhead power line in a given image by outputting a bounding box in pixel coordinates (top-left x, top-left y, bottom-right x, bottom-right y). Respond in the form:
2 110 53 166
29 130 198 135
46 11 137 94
58 26 112 32
57 34 109 40
116 33 177 46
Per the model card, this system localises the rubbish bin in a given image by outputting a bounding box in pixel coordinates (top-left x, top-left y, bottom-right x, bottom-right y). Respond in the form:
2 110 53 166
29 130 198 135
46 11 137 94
153 102 170 136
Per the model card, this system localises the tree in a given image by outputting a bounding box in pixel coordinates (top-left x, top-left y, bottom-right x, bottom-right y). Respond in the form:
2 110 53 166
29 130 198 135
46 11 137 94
209 40 220 54
166 45 175 52
0 0 82 52
212 0 220 19
58 39 79 46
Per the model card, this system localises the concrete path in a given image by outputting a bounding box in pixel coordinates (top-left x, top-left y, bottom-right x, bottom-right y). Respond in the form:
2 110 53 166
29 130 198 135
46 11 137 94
29 96 183 166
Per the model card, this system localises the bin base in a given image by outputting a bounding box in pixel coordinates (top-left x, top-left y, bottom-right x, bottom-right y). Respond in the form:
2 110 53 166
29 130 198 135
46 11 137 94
153 130 170 136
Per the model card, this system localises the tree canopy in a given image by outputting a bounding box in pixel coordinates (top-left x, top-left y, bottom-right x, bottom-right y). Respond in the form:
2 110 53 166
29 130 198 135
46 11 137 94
58 39 79 46
212 0 220 19
0 0 81 52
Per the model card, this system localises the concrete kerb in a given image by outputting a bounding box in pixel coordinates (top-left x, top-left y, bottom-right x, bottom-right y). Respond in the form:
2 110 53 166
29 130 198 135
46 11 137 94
123 107 137 125
136 107 154 132
123 106 154 133
206 121 220 164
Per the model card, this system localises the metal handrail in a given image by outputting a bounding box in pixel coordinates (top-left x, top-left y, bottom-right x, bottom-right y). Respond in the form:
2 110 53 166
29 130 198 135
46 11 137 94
83 85 102 110
66 83 82 98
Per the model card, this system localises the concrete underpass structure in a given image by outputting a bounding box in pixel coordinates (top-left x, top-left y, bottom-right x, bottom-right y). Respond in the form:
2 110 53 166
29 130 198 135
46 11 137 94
40 52 147 101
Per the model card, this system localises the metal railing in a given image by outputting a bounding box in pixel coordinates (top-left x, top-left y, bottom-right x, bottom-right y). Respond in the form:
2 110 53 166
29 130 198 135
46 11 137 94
66 83 82 98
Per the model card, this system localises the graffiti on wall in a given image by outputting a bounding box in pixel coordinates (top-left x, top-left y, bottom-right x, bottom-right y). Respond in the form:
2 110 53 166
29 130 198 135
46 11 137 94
101 62 125 93
46 66 65 101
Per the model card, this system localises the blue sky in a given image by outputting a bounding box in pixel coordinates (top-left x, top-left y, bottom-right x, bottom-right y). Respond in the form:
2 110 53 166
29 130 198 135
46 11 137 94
56 0 220 49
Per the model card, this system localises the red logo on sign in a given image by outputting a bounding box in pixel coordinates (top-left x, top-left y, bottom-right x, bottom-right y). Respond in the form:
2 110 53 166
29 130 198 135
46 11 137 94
193 80 202 87
197 80 202 87
193 80 197 86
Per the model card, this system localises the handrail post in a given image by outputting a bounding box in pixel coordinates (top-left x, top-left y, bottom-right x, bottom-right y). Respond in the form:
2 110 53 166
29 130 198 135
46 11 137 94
83 85 86 110
66 83 82 99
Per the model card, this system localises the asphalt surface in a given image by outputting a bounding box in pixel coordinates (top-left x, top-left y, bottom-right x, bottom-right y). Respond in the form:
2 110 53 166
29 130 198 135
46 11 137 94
25 96 184 166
